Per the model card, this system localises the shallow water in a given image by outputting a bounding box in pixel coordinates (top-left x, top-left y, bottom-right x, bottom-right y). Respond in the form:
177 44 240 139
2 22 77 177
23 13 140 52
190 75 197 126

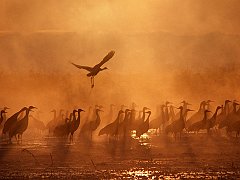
0 134 240 179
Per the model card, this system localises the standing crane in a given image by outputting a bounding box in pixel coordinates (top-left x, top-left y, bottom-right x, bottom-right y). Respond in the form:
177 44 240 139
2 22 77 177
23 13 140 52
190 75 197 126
185 101 207 128
165 107 193 139
81 109 103 140
71 50 115 88
136 111 151 137
0 110 7 126
9 106 37 144
187 110 211 133
2 107 27 137
69 109 84 143
99 110 125 138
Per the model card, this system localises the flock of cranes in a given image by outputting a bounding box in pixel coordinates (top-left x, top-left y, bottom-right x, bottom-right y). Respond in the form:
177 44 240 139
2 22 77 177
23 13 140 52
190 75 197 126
1 99 240 144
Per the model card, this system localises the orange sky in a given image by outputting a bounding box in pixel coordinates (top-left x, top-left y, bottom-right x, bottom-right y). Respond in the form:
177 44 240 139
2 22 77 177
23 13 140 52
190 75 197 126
0 0 240 35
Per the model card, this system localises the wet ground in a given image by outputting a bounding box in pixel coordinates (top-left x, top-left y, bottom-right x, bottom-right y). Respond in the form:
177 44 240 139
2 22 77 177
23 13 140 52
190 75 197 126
0 133 240 179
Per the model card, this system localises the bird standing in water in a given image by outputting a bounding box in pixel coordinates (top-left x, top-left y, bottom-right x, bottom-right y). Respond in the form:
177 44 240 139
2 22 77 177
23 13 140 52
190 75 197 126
71 50 115 88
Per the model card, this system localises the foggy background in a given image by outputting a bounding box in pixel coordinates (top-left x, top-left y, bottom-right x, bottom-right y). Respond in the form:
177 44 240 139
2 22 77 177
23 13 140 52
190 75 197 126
0 0 240 122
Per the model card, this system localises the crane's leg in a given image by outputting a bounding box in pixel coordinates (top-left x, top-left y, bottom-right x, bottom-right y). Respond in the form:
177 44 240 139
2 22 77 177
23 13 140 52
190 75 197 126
92 77 95 88
90 77 94 88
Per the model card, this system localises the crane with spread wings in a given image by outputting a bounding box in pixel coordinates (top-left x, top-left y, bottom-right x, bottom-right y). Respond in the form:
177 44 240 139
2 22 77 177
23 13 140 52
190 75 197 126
70 50 115 88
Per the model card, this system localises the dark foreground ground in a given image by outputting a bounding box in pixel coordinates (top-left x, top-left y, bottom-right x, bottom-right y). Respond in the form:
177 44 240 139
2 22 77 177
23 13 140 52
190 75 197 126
0 133 240 179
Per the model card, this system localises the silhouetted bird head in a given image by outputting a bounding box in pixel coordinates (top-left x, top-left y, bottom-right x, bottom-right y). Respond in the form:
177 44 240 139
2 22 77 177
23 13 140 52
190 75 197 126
1 110 7 114
177 106 183 110
96 109 103 113
3 107 10 110
143 107 150 111
225 100 231 104
124 109 131 113
78 109 85 112
29 106 37 112
207 100 214 103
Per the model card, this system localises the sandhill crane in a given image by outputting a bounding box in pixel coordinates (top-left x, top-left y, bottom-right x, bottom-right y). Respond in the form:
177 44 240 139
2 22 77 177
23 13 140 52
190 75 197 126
149 105 165 134
215 100 231 127
206 100 214 111
175 101 191 120
9 106 37 144
29 115 46 133
0 110 7 126
169 105 177 123
46 109 57 135
164 101 171 123
99 110 125 138
185 101 207 128
81 109 103 140
136 111 151 137
165 107 193 139
69 109 84 143
2 107 27 136
0 107 9 126
187 110 211 133
219 101 239 129
53 113 73 138
71 50 115 88
206 106 222 134
131 107 150 131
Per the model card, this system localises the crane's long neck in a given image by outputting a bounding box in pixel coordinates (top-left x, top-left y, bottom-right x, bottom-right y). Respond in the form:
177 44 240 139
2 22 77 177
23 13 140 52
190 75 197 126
224 102 229 114
146 112 151 122
199 102 204 111
179 108 184 124
213 108 220 119
203 111 208 123
142 109 147 121
0 112 4 122
117 111 123 122
77 111 81 122
96 111 100 121
233 104 238 113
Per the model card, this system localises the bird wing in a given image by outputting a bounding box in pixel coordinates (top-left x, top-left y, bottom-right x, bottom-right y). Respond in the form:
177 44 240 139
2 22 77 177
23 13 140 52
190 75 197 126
96 50 115 67
70 62 92 72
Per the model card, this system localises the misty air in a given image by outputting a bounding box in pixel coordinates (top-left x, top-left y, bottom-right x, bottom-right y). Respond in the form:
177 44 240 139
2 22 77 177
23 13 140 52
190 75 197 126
0 1 240 179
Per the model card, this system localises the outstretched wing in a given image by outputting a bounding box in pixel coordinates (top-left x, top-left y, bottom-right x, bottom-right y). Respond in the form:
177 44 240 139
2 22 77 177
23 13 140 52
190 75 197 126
70 62 92 72
96 50 115 67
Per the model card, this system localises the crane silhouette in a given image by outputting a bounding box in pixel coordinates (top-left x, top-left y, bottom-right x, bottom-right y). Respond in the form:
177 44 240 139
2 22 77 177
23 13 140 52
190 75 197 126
187 110 211 133
9 106 37 144
71 50 115 88
2 107 27 139
206 106 222 134
185 101 206 129
0 110 7 126
219 101 239 129
99 110 125 138
0 107 9 126
165 107 193 140
136 111 151 137
215 100 231 127
69 109 84 143
53 112 73 138
81 109 103 140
